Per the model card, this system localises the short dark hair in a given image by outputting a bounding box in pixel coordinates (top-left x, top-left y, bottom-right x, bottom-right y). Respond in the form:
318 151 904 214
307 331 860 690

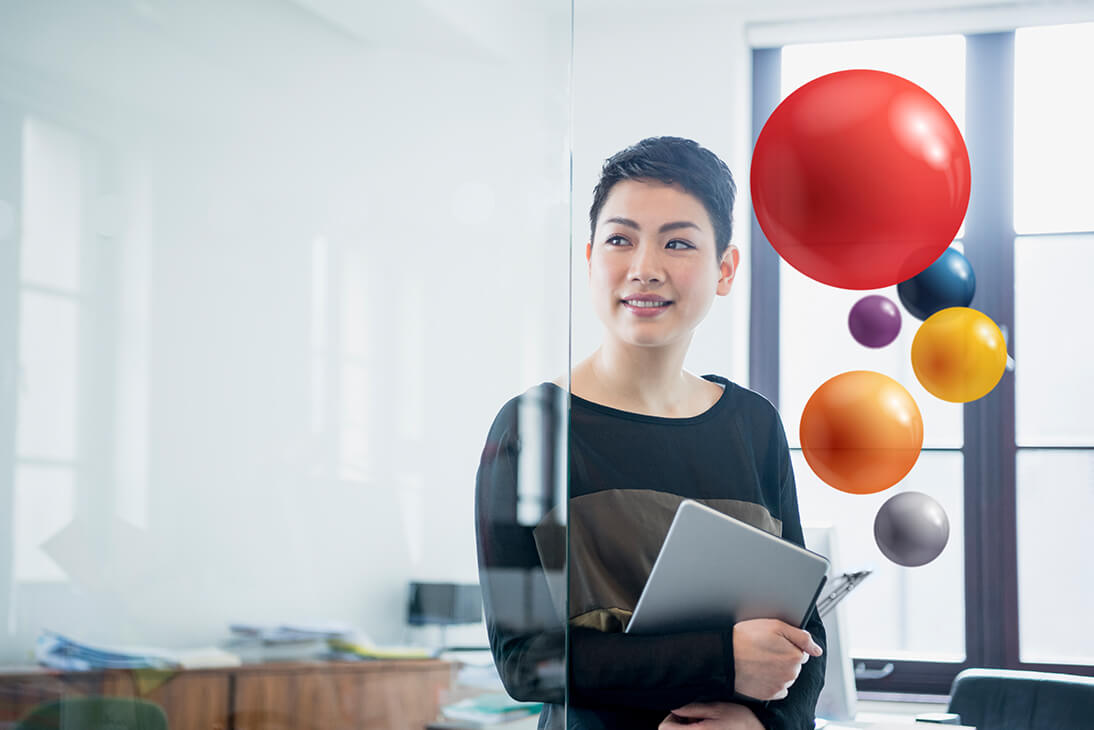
589 136 737 260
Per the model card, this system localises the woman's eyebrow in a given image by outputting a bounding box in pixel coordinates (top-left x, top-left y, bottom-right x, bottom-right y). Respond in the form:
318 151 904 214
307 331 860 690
604 216 702 233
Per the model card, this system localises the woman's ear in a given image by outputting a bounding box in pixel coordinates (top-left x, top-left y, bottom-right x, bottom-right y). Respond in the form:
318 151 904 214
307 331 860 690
585 242 593 263
717 245 740 296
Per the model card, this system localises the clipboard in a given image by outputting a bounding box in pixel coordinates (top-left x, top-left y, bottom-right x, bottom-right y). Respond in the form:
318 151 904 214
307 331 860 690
625 500 830 635
816 570 872 619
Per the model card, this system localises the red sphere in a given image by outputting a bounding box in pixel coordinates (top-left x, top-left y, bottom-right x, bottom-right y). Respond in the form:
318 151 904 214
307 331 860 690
751 70 970 290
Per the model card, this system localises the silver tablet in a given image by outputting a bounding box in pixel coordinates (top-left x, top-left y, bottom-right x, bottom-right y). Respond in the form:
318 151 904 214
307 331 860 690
625 500 829 635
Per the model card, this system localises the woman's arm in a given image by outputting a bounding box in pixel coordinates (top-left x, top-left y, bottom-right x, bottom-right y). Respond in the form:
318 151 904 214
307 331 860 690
744 418 827 729
568 625 737 709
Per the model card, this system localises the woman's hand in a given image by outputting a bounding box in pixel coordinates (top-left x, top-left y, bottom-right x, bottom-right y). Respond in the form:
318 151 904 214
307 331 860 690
659 702 763 729
733 618 823 701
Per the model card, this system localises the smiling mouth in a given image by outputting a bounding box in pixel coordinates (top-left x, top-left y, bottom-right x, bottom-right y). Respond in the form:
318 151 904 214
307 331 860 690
621 298 673 316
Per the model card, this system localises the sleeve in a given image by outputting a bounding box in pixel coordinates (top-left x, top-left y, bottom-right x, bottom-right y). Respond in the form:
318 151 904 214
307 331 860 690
567 625 737 710
743 414 827 730
475 395 567 705
475 393 741 712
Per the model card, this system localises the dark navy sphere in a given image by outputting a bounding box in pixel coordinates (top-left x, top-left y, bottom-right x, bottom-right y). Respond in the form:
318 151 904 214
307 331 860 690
897 246 976 321
848 295 902 348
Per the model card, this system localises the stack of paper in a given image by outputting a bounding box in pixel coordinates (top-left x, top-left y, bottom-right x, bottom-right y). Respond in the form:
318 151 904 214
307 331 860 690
36 632 177 671
225 622 433 661
327 637 433 660
222 622 352 663
35 631 240 672
227 621 355 643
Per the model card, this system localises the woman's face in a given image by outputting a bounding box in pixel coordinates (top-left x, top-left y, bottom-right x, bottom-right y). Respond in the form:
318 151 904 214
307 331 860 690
587 179 738 351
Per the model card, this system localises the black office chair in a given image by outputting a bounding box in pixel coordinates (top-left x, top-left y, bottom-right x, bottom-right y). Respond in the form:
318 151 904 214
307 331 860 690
947 668 1094 730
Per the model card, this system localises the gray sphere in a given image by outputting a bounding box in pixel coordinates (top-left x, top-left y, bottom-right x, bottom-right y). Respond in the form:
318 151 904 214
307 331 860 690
874 491 950 567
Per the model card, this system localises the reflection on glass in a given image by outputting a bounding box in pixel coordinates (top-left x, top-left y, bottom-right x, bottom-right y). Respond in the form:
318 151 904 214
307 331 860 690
1015 23 1094 234
16 291 80 460
0 2 570 728
476 384 568 707
20 117 83 290
14 466 75 582
1017 449 1094 665
794 451 965 661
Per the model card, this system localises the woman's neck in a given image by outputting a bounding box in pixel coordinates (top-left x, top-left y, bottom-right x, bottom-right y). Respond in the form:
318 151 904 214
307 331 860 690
572 337 711 418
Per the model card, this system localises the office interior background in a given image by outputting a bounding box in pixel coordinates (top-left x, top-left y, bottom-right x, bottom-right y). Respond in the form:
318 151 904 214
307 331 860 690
1 0 1092 723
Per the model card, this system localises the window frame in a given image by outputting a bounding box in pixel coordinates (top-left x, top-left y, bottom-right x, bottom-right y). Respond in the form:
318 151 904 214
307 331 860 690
749 30 1094 696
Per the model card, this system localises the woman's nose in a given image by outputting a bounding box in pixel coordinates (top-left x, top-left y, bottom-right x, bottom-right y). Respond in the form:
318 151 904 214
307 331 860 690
629 242 663 283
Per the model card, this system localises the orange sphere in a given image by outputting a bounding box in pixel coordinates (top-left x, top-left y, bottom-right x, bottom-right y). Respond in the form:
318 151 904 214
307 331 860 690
800 370 923 495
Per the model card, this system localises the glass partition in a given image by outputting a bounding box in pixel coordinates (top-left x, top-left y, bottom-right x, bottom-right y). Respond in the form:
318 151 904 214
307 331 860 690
0 2 571 728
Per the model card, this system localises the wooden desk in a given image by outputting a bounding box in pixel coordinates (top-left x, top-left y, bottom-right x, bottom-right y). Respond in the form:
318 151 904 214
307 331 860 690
0 659 453 730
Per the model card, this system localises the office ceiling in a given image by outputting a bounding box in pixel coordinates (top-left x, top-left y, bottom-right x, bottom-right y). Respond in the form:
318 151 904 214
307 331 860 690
0 0 1083 130
290 0 1050 40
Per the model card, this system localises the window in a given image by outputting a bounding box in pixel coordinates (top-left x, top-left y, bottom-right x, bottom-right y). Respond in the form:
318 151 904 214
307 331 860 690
1013 24 1094 235
1012 22 1094 667
309 235 374 482
752 24 1094 694
14 117 85 582
778 32 969 672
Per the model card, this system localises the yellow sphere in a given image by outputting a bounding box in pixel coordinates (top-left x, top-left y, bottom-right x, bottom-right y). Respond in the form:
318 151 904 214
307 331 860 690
911 307 1006 403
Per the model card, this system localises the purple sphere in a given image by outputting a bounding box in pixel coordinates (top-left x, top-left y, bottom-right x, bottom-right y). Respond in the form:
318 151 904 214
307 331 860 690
848 295 902 348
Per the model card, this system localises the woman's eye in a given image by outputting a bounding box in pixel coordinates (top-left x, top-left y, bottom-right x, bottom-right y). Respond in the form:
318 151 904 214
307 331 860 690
666 239 695 250
605 235 630 246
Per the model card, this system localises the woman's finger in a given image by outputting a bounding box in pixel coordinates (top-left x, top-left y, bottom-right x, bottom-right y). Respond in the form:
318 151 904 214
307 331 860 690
659 713 689 729
670 702 720 718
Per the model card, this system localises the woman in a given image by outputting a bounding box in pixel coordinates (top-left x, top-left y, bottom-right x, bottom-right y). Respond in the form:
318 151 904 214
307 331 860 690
476 137 825 729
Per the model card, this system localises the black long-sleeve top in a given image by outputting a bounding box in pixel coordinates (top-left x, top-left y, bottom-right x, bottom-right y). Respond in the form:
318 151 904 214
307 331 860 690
475 375 826 729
